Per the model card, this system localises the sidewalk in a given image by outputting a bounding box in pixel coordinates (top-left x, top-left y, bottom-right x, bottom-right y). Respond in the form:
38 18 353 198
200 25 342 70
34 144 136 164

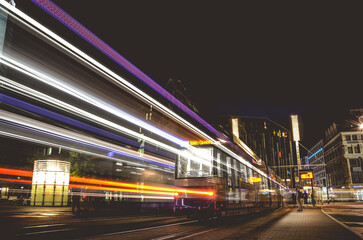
238 206 362 240
0 199 71 214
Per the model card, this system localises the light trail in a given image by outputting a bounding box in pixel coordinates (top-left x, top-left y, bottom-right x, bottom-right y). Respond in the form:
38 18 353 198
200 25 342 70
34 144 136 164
0 178 32 184
0 130 173 174
28 0 262 166
71 176 213 196
0 1 286 189
69 184 177 196
0 56 189 148
0 110 175 169
0 86 178 159
0 167 214 196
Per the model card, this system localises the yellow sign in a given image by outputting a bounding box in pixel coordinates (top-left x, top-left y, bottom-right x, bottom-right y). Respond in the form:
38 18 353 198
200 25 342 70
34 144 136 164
300 171 313 179
190 140 213 146
248 177 262 183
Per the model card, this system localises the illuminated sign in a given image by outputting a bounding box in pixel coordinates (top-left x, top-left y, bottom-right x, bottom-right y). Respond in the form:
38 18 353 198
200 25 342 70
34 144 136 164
190 140 213 146
300 171 313 179
290 115 300 141
248 177 262 183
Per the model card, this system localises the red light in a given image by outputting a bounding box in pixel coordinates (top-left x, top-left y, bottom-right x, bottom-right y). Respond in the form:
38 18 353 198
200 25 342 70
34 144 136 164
198 207 201 210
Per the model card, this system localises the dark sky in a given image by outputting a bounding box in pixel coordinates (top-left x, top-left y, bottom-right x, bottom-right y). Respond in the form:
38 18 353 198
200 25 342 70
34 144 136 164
16 0 362 150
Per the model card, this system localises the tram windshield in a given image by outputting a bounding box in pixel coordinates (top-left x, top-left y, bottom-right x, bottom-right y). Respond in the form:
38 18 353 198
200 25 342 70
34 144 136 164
176 146 213 178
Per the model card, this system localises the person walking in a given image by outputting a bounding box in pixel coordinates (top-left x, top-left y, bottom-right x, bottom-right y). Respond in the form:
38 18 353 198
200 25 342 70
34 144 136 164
303 190 308 205
72 192 81 216
296 188 303 211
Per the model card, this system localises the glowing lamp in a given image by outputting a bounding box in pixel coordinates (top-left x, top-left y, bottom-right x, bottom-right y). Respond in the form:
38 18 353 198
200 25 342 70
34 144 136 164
31 160 70 206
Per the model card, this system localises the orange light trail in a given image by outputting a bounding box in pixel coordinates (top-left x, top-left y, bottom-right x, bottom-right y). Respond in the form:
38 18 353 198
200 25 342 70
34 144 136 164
0 178 32 184
0 168 33 177
0 167 214 196
71 176 213 196
69 184 177 196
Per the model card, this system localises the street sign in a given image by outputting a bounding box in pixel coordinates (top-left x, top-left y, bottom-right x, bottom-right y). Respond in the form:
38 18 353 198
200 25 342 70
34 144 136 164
300 171 313 179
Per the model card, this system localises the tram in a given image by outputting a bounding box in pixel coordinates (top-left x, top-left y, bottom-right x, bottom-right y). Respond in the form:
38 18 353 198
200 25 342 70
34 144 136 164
173 145 287 218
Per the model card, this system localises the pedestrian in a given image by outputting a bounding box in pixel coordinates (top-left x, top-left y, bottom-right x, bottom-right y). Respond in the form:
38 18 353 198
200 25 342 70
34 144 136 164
296 188 303 211
303 190 308 205
72 192 81 216
311 193 315 206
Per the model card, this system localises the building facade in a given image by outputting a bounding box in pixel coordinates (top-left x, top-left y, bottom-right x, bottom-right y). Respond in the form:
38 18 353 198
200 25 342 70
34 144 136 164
324 122 363 189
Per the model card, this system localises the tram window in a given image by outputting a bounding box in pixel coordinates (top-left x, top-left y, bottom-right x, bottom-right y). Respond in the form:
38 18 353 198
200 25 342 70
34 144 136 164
215 150 227 178
227 157 232 175
227 157 232 186
216 152 222 177
235 188 240 203
177 147 213 178
247 168 253 182
233 159 238 187
240 164 247 183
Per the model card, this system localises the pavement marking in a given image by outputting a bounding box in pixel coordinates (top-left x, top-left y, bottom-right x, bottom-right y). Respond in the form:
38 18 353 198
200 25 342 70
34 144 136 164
23 223 67 229
345 222 363 226
86 219 198 239
23 228 74 235
175 226 224 240
321 207 363 239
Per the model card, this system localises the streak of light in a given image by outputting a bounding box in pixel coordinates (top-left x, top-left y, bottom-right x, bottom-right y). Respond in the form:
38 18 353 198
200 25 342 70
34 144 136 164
0 130 173 174
28 0 263 169
0 0 210 143
1 0 238 175
0 88 212 167
0 1 285 189
0 78 181 155
0 56 189 148
0 168 33 177
69 184 177 196
27 0 230 149
0 0 228 167
0 167 213 196
0 110 174 168
71 177 213 196
0 178 32 184
71 192 174 200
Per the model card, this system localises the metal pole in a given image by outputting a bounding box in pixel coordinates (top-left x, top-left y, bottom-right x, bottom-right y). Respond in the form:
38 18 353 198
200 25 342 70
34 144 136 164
311 179 315 207
295 141 301 187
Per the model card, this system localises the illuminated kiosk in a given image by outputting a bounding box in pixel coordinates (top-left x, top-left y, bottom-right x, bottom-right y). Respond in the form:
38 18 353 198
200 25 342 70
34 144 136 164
31 160 70 206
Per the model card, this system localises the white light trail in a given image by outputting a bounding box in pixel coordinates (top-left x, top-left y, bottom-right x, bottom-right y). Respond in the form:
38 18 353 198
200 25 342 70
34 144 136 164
0 76 183 155
0 110 174 169
0 56 188 148
0 1 285 188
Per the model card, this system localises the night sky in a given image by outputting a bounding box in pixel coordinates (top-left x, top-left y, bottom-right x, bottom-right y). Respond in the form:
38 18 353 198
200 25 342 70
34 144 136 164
15 0 362 151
